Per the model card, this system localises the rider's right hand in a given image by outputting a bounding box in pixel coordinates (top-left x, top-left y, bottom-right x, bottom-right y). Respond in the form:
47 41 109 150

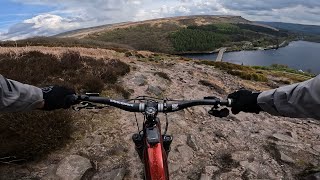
227 89 262 114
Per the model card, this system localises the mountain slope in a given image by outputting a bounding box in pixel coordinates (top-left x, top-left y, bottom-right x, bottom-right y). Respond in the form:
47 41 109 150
55 15 288 54
257 21 320 35
55 15 253 38
0 46 318 179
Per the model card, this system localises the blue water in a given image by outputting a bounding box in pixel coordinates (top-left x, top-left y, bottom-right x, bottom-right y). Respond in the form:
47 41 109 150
184 41 320 74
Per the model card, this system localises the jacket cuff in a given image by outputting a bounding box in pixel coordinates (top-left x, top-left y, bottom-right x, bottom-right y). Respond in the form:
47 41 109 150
257 89 281 116
25 85 44 111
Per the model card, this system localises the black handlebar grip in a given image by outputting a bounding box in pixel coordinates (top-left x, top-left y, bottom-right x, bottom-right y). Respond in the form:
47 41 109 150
65 94 80 106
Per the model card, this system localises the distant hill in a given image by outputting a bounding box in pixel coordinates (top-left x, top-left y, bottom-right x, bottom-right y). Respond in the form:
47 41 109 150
55 15 254 38
256 21 320 35
54 15 288 54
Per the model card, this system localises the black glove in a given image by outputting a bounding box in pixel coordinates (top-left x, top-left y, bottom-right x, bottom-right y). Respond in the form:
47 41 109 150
227 89 262 114
41 86 76 111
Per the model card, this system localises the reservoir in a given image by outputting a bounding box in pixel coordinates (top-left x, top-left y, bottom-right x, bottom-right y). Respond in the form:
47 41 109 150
184 41 320 74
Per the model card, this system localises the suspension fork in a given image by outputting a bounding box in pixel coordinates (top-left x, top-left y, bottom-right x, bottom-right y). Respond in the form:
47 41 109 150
132 118 173 161
132 118 173 180
132 134 173 161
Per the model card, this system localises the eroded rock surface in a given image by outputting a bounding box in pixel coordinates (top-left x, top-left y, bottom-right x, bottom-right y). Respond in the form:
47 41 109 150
56 155 92 180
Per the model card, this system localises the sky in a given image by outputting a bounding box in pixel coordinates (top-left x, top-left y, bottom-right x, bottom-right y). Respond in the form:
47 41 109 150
0 0 320 40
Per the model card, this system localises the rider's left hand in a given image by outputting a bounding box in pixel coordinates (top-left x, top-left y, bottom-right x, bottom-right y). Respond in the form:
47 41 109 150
41 86 76 110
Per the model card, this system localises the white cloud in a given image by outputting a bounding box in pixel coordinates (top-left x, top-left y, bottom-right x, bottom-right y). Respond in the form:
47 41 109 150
129 0 142 5
24 14 79 30
177 6 191 13
1 14 80 40
2 0 320 40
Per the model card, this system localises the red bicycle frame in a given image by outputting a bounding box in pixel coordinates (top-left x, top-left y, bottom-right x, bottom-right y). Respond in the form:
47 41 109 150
72 94 231 180
143 120 169 180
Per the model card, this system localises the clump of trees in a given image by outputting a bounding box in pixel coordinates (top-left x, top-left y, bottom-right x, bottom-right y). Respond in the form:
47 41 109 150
170 23 287 53
170 29 227 52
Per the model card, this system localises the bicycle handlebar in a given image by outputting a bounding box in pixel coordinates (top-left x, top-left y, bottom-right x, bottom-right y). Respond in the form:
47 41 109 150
69 95 233 113
163 99 232 112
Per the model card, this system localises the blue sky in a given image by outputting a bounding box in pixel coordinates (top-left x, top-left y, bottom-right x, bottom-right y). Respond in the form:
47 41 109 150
1 0 320 40
0 1 54 30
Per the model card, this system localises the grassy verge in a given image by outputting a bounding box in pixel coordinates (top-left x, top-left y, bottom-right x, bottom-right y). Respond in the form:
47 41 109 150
0 51 131 160
196 61 268 82
253 64 315 82
0 37 133 52
196 61 314 83
252 64 314 77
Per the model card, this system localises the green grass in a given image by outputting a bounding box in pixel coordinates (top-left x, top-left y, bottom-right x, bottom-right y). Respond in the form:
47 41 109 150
0 37 133 52
83 21 291 54
253 64 315 83
196 61 268 82
89 24 179 53
196 61 314 83
252 64 315 77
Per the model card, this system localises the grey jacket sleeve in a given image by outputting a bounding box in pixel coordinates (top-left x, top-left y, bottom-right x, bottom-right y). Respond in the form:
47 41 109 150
0 75 43 112
257 74 320 119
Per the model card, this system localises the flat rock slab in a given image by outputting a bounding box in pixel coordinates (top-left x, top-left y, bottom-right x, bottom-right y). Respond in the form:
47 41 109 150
92 168 126 180
56 155 92 180
273 133 297 142
187 134 199 151
239 161 258 173
313 145 320 153
303 172 320 180
199 173 210 180
280 152 295 164
204 166 220 176
146 85 163 96
133 75 147 86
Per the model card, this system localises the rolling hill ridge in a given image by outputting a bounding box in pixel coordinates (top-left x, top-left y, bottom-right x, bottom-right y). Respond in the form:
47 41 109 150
54 15 288 54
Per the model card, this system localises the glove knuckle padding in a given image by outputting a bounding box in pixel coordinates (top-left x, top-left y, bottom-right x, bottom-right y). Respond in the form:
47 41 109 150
42 86 75 110
228 89 261 114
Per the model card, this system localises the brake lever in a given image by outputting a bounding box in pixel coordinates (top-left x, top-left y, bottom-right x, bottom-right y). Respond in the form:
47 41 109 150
72 102 107 111
208 108 230 118
204 96 219 100
85 92 100 96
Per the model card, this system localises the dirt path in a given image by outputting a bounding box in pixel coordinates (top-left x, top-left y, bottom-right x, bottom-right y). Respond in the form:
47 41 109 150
117 59 320 179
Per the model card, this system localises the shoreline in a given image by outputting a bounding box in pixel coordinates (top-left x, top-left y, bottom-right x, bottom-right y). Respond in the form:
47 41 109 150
182 40 320 74
175 40 292 55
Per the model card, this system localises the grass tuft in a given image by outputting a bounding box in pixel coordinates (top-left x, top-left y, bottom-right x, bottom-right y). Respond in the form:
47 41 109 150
196 61 268 82
0 110 73 160
198 80 225 94
154 72 171 81
0 51 131 160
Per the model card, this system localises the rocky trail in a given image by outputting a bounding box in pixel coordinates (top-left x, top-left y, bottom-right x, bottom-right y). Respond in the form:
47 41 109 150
0 47 319 179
